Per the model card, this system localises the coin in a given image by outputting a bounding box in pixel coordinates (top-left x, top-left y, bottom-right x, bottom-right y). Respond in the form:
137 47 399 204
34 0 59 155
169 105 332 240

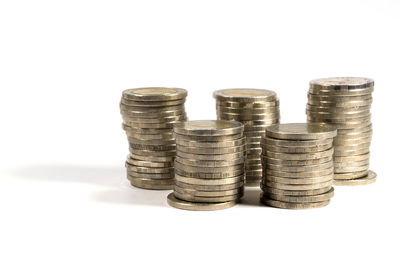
263 173 333 185
309 77 374 90
217 100 279 108
265 123 337 140
122 109 186 119
333 148 370 156
262 180 333 190
265 149 334 160
129 143 176 151
261 185 333 196
167 193 237 211
334 164 369 173
175 168 244 179
174 191 242 203
174 186 243 197
213 88 277 103
129 154 174 162
306 110 370 119
126 157 173 167
123 115 186 124
334 159 370 168
128 176 174 190
176 150 245 160
127 170 174 179
175 138 245 148
217 106 279 114
265 161 333 172
307 93 372 102
265 168 333 178
174 161 244 173
123 87 187 101
264 187 334 203
307 98 373 108
130 148 176 157
334 170 369 180
306 104 371 113
120 103 185 113
219 113 279 121
127 137 175 145
173 120 243 136
125 164 174 174
333 170 377 185
175 157 244 167
260 197 330 209
174 132 243 142
176 144 245 154
333 153 370 162
120 98 185 107
174 173 244 184
263 155 333 166
262 143 332 153
263 137 333 147
174 180 244 191
238 119 280 126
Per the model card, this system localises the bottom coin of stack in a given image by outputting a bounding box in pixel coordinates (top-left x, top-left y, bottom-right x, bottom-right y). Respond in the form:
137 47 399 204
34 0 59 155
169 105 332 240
260 123 337 209
167 120 245 211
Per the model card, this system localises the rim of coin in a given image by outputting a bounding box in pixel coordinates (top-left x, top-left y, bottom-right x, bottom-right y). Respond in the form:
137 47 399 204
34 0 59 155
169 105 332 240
175 157 244 167
260 197 330 209
263 155 333 166
175 137 245 148
173 186 243 197
213 88 277 102
264 148 334 160
176 150 245 160
306 110 371 119
265 168 333 178
263 180 333 190
120 103 185 112
216 99 279 108
333 148 370 157
265 123 337 140
174 180 244 191
262 143 332 153
262 136 333 147
120 98 186 107
307 98 373 108
333 153 370 162
130 154 174 163
176 144 245 155
261 184 332 196
127 138 176 146
174 173 244 185
306 113 371 123
167 193 236 211
334 159 370 168
335 130 373 139
336 124 373 134
217 106 280 114
130 149 176 157
122 87 187 101
175 168 244 179
334 170 369 180
333 142 370 151
123 114 186 124
125 164 174 174
307 119 371 129
335 164 369 173
128 176 174 189
263 173 333 185
129 143 176 151
122 109 186 119
173 191 242 203
173 120 243 136
127 170 175 179
333 170 376 185
307 93 372 102
306 104 371 113
174 161 244 173
219 113 280 120
126 157 173 167
265 161 333 172
238 119 280 126
174 132 243 142
264 187 334 203
309 77 374 90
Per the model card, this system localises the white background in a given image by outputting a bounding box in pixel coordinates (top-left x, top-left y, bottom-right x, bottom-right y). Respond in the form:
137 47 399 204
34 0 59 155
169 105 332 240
0 0 399 266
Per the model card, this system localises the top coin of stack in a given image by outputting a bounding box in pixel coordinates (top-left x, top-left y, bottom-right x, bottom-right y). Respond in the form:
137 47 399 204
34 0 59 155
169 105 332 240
167 120 245 211
306 78 376 186
260 123 337 209
213 89 280 186
120 87 188 190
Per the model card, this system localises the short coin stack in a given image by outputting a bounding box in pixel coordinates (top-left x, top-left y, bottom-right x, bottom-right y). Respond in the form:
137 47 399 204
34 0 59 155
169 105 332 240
260 123 337 209
213 89 280 186
167 120 245 211
306 77 377 186
120 87 188 190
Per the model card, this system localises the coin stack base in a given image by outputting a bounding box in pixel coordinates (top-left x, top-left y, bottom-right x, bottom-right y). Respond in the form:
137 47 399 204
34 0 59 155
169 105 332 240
168 120 245 211
213 89 280 186
260 123 337 209
120 87 188 190
307 77 376 185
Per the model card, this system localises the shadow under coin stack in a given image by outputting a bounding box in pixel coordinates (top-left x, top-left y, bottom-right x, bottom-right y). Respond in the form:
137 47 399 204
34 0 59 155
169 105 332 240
167 120 245 211
120 87 188 190
306 77 376 186
213 89 280 187
260 123 337 209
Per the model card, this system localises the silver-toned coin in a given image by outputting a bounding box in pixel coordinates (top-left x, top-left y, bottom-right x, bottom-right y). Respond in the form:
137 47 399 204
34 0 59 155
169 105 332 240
335 164 369 173
126 157 173 167
174 132 243 142
216 99 279 108
122 87 187 101
173 191 242 203
264 148 334 160
175 168 244 179
334 159 370 168
176 150 245 160
174 185 243 197
265 168 333 178
262 143 332 153
265 123 337 140
176 144 245 155
260 197 330 209
262 155 333 166
174 161 244 173
174 173 244 184
333 153 370 162
129 153 174 163
262 180 333 190
263 173 333 185
120 98 186 107
333 147 370 156
127 170 174 179
173 120 243 136
334 170 369 180
213 88 277 103
218 113 279 121
263 187 334 203
333 170 376 185
174 180 244 191
261 184 332 196
217 106 279 114
125 164 174 174
167 193 237 211
265 161 333 172
123 114 186 124
262 137 333 147
129 148 176 157
128 142 176 151
129 177 174 190
122 109 186 119
175 137 245 148
175 156 245 167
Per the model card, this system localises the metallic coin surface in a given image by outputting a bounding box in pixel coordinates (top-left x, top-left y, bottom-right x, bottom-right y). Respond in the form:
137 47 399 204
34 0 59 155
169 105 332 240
120 98 185 107
264 187 334 203
265 168 333 178
167 193 236 211
174 186 243 197
265 161 333 172
260 197 330 209
309 77 374 90
175 157 244 167
265 149 334 160
174 173 244 185
217 100 279 108
175 138 245 148
333 170 376 185
174 191 242 203
262 143 332 153
126 157 173 168
263 173 333 185
176 150 245 160
128 177 174 190
174 161 244 173
263 180 333 190
125 164 174 174
175 168 244 179
176 144 245 154
174 132 243 142
174 180 244 191
127 170 174 179
123 87 187 101
265 123 337 140
263 137 333 147
213 88 277 102
261 185 332 196
333 170 369 180
129 154 174 163
263 155 332 166
173 120 243 136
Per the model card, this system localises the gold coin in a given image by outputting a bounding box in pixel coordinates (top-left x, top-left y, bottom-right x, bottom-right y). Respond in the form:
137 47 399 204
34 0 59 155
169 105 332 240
306 110 370 119
265 148 334 160
216 99 279 108
120 103 185 113
127 137 175 146
175 137 245 148
175 168 244 179
174 191 242 203
307 118 371 129
176 144 245 154
128 176 174 190
213 88 277 102
174 173 244 184
173 120 243 136
333 170 376 185
335 164 369 173
237 119 280 126
174 186 243 197
265 123 337 140
261 185 332 196
307 98 373 108
174 132 243 142
122 109 186 119
309 77 373 89
122 87 187 101
262 173 333 185
336 124 372 134
167 193 236 211
174 180 244 191
263 187 334 203
306 103 371 112
175 157 244 167
176 150 245 160
260 197 330 209
126 132 175 141
244 130 266 137
306 114 371 123
120 98 185 107
334 136 372 146
263 180 333 190
307 93 372 102
123 124 175 135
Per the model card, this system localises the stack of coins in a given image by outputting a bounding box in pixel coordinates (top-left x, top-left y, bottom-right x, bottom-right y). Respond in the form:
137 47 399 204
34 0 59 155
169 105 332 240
213 89 280 186
120 87 188 190
260 123 337 209
306 77 377 186
167 120 245 211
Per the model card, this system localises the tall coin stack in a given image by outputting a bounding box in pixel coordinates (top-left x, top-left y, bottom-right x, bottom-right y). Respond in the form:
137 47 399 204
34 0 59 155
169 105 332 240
306 77 377 186
120 87 188 190
213 89 280 186
167 120 245 211
260 123 337 209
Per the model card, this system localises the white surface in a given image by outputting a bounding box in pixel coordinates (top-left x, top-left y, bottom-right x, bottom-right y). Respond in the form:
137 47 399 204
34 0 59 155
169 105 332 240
0 1 399 266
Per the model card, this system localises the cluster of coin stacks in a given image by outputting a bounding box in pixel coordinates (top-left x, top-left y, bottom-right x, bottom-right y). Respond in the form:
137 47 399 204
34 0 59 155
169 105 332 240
167 120 245 211
306 77 377 186
120 87 188 190
213 89 280 186
260 123 337 209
